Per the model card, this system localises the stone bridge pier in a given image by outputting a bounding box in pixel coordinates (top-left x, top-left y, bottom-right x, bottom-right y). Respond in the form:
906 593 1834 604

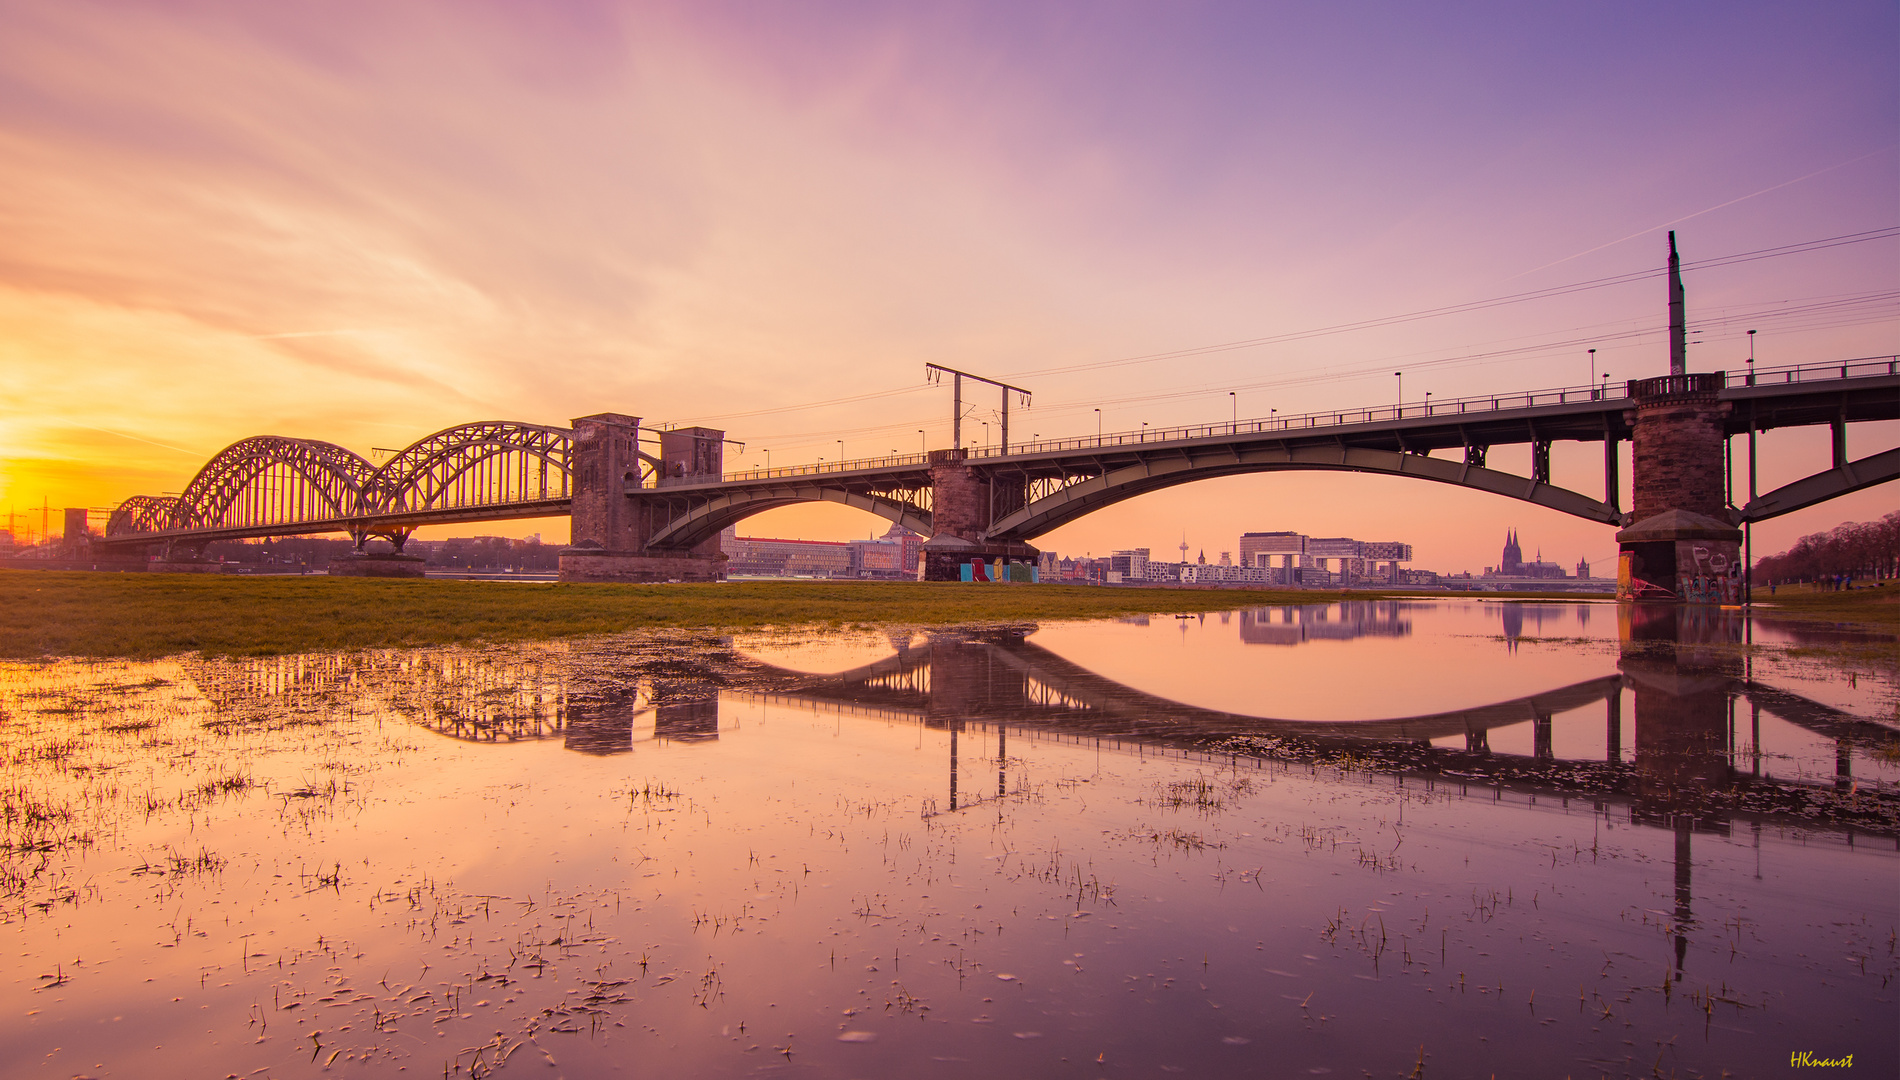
1615 375 1744 603
919 448 1040 581
559 413 728 583
1616 235 1743 604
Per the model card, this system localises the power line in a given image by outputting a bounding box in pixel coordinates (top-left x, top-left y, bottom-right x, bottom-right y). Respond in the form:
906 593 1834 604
680 226 1896 433
1000 227 1899 380
737 291 1896 451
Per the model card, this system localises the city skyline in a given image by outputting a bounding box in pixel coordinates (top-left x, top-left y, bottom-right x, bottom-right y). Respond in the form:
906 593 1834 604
2 2 1894 572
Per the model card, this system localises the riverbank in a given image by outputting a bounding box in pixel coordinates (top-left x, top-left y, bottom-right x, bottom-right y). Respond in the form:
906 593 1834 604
0 571 1320 658
7 570 1892 659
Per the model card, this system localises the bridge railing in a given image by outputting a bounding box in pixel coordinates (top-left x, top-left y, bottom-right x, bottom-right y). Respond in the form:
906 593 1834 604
721 453 932 484
711 354 1897 482
956 354 1898 462
1720 354 1896 387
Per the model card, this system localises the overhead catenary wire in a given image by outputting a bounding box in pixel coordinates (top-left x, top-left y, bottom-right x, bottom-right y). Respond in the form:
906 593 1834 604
685 226 1897 444
737 289 1898 453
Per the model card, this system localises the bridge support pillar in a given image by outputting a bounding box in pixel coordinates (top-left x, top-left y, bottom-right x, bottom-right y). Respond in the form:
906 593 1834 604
560 414 726 583
920 449 1038 582
1615 374 1741 603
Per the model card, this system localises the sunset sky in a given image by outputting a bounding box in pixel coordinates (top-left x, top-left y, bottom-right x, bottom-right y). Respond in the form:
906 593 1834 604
1 1 1894 572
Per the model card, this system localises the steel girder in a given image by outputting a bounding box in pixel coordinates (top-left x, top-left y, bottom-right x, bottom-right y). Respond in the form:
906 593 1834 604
1739 447 1900 523
982 444 1623 541
106 495 186 536
172 436 376 532
644 481 933 550
366 421 573 515
108 423 578 541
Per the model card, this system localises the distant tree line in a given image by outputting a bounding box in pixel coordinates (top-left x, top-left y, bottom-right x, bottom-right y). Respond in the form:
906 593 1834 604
1753 511 1900 584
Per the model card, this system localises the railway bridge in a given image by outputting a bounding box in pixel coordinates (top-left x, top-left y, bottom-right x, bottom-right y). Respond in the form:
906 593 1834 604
98 355 1898 585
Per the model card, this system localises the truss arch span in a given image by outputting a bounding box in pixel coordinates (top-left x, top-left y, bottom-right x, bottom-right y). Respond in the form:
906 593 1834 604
105 495 185 536
173 436 376 532
366 421 573 517
985 445 1622 541
646 484 933 550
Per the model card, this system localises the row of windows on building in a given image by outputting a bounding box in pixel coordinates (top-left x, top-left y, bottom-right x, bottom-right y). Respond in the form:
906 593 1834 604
718 524 923 579
716 525 1583 586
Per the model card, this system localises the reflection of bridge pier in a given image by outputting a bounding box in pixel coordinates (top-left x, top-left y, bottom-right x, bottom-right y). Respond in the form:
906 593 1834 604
564 680 721 753
1619 602 1749 981
1620 603 1742 820
923 631 1033 808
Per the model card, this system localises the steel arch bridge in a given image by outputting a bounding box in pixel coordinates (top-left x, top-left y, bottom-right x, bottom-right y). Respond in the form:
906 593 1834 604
106 421 577 549
100 356 1897 562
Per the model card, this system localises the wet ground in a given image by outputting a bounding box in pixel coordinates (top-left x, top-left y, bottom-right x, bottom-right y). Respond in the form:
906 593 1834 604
3 600 1895 1078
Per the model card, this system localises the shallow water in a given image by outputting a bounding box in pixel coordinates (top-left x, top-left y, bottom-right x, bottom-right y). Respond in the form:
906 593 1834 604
3 601 1895 1078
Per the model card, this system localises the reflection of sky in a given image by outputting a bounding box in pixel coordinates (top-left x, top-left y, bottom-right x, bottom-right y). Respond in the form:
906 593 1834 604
729 601 1896 783
729 628 920 674
1031 602 1618 721
3 649 1894 1077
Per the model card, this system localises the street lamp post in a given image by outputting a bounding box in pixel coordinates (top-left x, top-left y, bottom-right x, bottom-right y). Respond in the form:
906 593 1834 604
1394 371 1402 410
918 429 926 454
1094 408 1102 440
1229 391 1237 429
1589 348 1597 397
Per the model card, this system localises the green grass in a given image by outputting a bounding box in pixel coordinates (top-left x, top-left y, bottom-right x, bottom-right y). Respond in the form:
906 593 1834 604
1742 580 1900 630
1 570 1346 658
11 570 1887 660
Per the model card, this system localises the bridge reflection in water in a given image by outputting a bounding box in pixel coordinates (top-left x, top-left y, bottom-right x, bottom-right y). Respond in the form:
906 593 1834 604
189 606 1894 980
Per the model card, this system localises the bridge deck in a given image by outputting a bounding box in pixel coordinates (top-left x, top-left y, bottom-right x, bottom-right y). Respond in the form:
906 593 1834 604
661 358 1900 493
101 356 1897 547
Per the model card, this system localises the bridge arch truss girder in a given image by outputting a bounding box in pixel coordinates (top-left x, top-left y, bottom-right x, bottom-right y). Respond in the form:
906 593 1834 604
1740 447 1899 523
175 436 376 533
984 444 1622 541
106 494 186 536
645 482 933 550
367 421 573 516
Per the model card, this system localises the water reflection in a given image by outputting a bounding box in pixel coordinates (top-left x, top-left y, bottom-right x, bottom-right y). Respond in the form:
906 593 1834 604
5 601 1895 1080
190 604 1895 841
1238 602 1410 643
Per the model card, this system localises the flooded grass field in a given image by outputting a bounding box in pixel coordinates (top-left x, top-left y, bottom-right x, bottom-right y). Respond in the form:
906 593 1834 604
4 600 1895 1078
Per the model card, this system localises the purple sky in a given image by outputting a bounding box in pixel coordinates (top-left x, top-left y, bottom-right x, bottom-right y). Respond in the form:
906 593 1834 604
2 1 1894 569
